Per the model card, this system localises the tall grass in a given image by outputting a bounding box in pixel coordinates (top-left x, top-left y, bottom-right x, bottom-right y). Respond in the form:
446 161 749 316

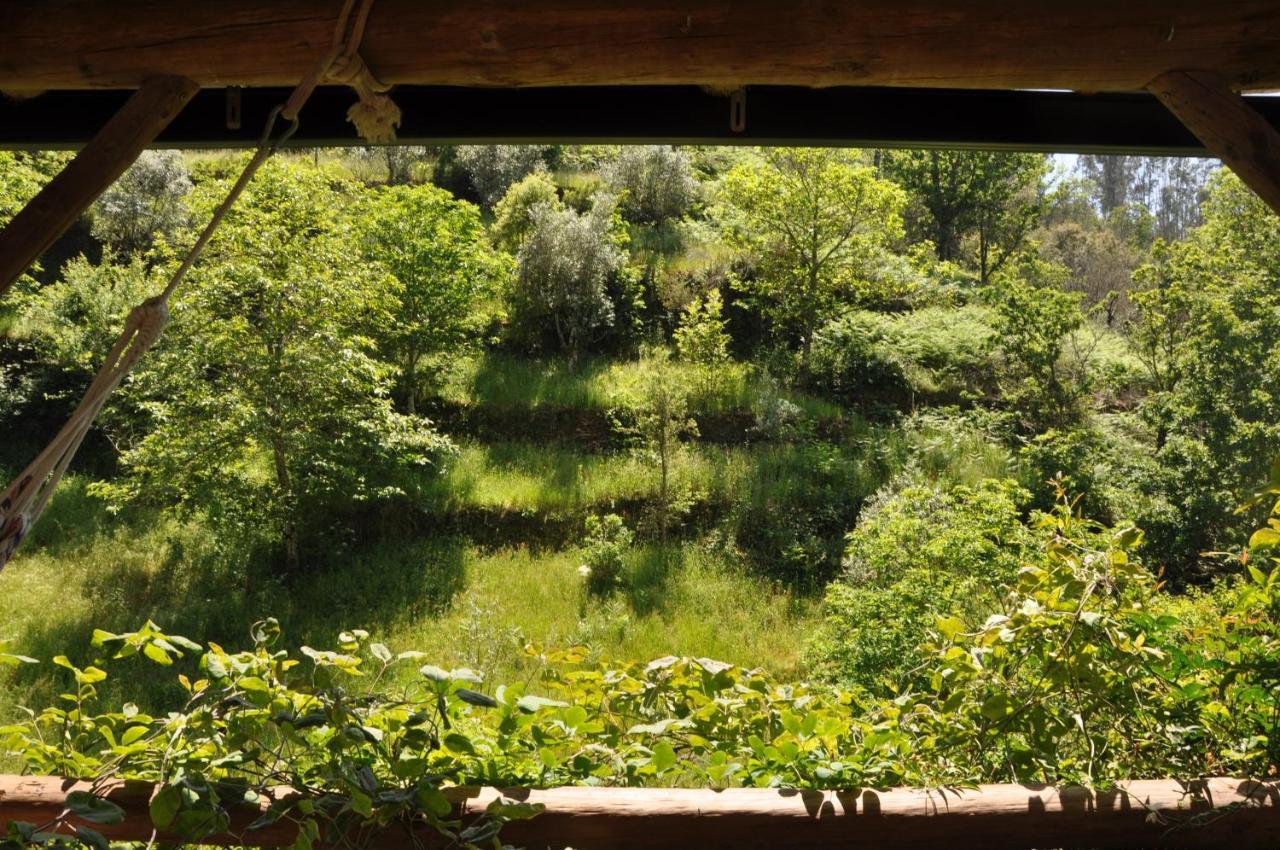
435 351 843 419
0 484 818 714
418 440 882 516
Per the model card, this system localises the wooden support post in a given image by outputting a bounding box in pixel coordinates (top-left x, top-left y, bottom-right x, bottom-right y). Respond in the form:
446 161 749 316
0 775 1277 849
1149 70 1280 215
0 75 198 299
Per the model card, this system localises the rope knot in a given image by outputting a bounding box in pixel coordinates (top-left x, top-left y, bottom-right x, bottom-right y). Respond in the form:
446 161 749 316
324 52 401 144
128 296 171 352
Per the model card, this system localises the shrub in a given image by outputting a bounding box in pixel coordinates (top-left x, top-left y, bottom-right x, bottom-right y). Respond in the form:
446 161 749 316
806 478 1031 692
805 306 998 409
492 171 562 251
729 442 866 588
605 145 698 225
91 151 192 258
454 145 551 207
989 280 1087 431
508 197 631 362
580 513 634 595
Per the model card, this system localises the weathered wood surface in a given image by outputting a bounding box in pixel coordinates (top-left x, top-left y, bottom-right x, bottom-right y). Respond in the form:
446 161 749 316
0 75 198 297
0 775 1276 849
3 1 1280 94
1149 70 1280 215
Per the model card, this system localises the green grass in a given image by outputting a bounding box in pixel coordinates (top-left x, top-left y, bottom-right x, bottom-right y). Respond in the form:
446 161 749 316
0 479 819 715
417 438 886 519
435 351 843 420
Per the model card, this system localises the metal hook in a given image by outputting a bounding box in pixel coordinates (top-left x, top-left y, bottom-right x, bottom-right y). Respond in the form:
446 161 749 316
729 87 747 133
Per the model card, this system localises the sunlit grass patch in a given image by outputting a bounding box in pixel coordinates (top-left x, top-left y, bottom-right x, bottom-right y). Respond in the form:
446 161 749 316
435 350 842 420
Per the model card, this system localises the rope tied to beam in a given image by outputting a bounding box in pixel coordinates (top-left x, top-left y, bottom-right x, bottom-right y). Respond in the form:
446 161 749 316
0 0 390 571
284 0 401 143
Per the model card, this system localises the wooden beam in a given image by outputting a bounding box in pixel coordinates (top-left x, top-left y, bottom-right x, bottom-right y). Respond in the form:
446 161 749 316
3 1 1280 94
1149 70 1280 215
0 775 1277 850
0 75 197 298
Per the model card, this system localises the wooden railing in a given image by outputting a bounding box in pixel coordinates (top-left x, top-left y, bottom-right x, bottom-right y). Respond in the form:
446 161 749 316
0 775 1277 849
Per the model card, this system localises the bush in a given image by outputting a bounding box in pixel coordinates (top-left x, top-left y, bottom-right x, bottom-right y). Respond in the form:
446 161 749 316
580 513 634 595
454 145 552 207
508 197 634 362
492 171 562 251
605 145 698 225
91 150 192 258
728 442 868 588
806 478 1031 692
805 306 998 409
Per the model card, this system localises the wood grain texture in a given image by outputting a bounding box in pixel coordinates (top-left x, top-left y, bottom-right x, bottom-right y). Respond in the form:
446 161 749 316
3 1 1280 93
0 775 1276 849
1150 70 1280 215
0 75 198 297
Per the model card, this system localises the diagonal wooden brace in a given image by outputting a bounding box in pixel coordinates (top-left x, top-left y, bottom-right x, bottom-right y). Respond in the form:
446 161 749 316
1149 70 1280 216
0 75 198 299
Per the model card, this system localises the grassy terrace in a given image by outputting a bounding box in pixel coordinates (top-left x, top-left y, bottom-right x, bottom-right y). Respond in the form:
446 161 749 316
434 352 844 420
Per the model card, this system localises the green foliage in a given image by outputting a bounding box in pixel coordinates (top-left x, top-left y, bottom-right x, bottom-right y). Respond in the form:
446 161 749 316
96 160 452 575
718 149 905 355
491 171 562 252
9 255 157 446
452 145 551 208
673 289 733 402
580 514 634 596
1124 173 1280 576
806 306 997 409
807 478 1031 692
7 487 1280 850
989 280 1085 431
605 146 698 225
613 348 699 542
1 622 546 850
884 151 1047 282
509 196 634 362
90 151 192 259
727 442 870 589
359 183 509 412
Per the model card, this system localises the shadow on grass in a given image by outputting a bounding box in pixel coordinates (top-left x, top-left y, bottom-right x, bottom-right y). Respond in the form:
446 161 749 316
6 522 469 711
625 545 683 617
468 353 612 409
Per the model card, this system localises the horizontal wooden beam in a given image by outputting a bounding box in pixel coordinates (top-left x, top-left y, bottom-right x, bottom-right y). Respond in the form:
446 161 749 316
5 86 1270 155
3 1 1280 94
1 775 1276 849
0 74 198 299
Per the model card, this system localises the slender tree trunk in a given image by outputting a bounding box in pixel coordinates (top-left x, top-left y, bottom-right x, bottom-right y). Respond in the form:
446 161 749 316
405 349 418 415
271 439 300 575
659 428 669 545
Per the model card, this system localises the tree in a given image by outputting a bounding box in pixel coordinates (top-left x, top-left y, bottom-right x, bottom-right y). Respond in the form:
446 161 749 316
101 160 451 576
1128 172 1280 576
622 347 698 544
360 183 508 413
352 145 427 185
12 253 156 444
990 280 1085 432
605 145 698 225
884 151 1047 282
454 145 551 207
1078 154 1143 215
510 196 628 363
492 171 562 252
91 151 192 259
673 288 732 399
718 148 905 358
1041 222 1141 326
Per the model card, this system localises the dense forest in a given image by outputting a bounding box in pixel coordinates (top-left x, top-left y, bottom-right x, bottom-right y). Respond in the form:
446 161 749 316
0 144 1278 840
